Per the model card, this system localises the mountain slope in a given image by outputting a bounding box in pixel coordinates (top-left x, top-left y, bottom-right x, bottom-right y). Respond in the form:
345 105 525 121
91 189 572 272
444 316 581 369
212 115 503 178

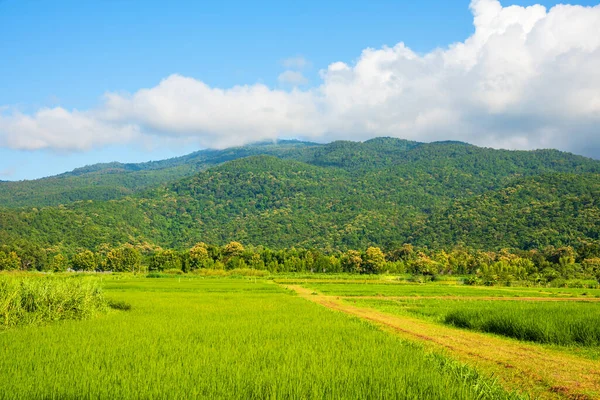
3 137 598 209
1 139 599 256
420 173 600 249
0 140 320 207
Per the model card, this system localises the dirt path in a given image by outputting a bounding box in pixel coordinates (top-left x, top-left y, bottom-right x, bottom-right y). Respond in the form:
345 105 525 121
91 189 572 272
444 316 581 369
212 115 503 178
285 284 600 400
339 295 600 302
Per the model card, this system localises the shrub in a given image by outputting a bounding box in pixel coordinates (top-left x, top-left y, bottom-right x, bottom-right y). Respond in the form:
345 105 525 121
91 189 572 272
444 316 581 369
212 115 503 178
0 276 107 328
107 299 132 311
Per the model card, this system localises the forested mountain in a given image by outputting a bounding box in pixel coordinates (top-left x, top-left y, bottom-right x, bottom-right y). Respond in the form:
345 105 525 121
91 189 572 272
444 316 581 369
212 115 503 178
2 137 597 208
0 140 319 207
0 137 599 262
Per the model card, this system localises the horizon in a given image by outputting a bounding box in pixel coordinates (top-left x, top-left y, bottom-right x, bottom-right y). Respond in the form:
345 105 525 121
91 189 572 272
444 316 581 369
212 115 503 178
2 0 600 180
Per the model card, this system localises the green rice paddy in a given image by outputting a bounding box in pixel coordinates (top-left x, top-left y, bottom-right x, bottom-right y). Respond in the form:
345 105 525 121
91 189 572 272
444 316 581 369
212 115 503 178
0 276 523 399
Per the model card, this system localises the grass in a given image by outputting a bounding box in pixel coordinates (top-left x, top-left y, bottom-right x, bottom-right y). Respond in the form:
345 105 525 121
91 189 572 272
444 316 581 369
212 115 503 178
0 277 523 399
350 297 600 347
444 303 600 346
0 274 107 328
298 281 600 298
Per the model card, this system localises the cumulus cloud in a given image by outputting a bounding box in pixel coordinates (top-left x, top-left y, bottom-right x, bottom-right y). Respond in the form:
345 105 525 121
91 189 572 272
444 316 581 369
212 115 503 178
1 0 600 156
100 75 324 148
0 107 140 151
278 70 309 86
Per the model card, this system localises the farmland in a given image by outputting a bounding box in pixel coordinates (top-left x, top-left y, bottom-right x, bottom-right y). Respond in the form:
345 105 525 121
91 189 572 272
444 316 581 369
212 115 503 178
0 274 526 400
2 274 600 399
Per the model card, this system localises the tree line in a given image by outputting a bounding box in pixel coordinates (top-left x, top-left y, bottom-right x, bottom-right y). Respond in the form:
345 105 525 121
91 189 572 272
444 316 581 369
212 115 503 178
2 240 599 286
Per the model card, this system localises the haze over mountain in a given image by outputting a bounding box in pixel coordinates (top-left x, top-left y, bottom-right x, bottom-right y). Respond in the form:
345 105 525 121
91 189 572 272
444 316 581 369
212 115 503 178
0 138 598 257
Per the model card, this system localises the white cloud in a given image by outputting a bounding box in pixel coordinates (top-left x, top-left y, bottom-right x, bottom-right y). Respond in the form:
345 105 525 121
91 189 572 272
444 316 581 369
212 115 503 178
1 0 600 157
278 70 309 86
100 75 323 148
282 56 310 69
0 107 140 151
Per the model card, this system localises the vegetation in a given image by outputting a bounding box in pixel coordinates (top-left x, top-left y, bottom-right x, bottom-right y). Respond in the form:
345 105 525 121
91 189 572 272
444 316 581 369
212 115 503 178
0 277 522 399
348 297 600 346
444 302 600 346
0 274 107 328
1 138 598 398
0 138 599 255
2 238 600 288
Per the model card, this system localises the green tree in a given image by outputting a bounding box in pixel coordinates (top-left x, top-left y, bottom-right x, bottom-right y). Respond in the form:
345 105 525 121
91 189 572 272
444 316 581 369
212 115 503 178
71 250 97 271
149 249 182 272
224 242 245 258
49 254 68 272
189 242 210 270
341 250 363 273
363 247 385 274
106 247 142 272
582 258 600 283
0 251 21 271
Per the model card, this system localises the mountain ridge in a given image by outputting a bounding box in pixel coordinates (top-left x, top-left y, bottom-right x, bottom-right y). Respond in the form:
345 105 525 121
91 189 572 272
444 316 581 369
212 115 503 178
0 138 599 261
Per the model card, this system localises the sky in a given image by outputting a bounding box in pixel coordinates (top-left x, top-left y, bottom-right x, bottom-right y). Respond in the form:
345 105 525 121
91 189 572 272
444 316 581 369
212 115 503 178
1 0 599 180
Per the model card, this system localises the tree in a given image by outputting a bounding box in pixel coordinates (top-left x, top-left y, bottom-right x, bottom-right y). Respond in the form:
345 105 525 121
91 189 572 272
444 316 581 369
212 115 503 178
149 250 182 271
582 258 600 283
342 250 363 273
0 251 21 271
71 250 97 271
224 242 245 258
189 242 210 270
410 252 440 276
106 247 142 273
363 247 385 274
49 254 68 272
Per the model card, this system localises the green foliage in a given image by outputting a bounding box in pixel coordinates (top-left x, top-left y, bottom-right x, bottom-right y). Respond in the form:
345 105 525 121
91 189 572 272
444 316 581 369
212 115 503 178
363 246 386 274
188 242 210 270
0 138 599 254
0 275 107 328
106 246 142 273
149 250 181 272
49 254 68 272
71 250 97 271
0 251 20 271
0 140 320 208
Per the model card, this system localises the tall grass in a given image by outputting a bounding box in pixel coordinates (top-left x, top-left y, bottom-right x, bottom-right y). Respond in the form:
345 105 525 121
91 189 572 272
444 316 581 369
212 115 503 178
444 303 600 346
0 275 107 328
352 297 600 346
0 278 522 399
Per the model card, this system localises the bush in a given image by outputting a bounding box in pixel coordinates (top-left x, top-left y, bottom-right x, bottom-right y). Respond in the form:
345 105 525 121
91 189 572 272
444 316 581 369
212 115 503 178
462 276 479 285
107 299 132 311
163 268 183 275
0 275 107 328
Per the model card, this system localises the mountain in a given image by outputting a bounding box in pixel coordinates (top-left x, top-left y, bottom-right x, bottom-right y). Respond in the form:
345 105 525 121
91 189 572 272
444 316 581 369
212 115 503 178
2 137 598 209
1 138 600 261
0 140 320 208
421 173 600 249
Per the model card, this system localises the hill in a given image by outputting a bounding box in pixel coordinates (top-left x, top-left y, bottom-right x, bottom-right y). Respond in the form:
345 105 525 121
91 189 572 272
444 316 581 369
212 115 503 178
1 138 599 265
0 140 320 208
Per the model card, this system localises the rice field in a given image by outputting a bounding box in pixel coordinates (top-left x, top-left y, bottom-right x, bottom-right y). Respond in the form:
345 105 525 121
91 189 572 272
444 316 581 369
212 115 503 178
347 297 600 348
0 276 523 399
294 280 600 298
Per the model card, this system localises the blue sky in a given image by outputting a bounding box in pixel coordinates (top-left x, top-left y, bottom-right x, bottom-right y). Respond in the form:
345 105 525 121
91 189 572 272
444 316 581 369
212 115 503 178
1 0 599 180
